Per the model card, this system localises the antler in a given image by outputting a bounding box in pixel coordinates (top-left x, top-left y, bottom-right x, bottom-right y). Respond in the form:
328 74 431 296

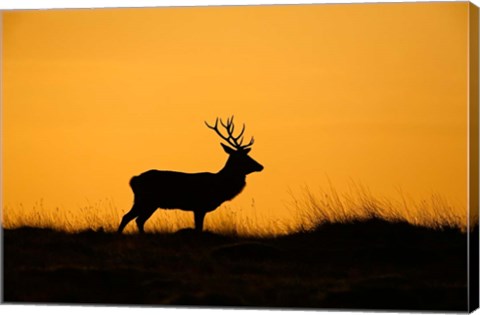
205 116 254 150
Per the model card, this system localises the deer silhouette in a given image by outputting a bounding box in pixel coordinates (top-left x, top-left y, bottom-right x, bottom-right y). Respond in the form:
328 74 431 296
117 116 264 233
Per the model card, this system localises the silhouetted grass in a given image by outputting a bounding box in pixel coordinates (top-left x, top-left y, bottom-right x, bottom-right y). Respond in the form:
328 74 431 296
3 217 470 311
3 184 472 236
289 184 470 232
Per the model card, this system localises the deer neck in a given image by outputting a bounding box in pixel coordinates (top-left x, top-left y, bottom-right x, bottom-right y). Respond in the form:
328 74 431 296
216 161 247 201
217 159 246 180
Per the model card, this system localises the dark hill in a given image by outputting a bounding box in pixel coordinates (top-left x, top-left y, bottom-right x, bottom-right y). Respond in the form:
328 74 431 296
2 219 469 311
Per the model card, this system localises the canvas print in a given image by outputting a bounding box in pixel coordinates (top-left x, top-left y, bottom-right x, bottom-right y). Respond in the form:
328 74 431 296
1 1 479 312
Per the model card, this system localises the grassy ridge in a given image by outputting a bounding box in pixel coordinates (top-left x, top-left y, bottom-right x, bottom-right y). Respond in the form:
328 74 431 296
3 218 470 311
2 184 471 235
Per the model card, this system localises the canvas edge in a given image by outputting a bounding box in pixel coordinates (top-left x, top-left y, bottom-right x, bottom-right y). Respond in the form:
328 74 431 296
469 1 480 313
0 10 5 305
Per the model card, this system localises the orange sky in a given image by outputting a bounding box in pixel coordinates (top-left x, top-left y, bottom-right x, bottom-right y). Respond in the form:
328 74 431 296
2 2 471 219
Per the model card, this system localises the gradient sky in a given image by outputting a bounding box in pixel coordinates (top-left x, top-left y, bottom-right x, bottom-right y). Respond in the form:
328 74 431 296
2 2 471 219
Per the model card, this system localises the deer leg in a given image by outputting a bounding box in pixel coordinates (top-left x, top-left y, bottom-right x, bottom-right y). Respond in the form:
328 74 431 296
117 204 140 234
135 205 157 234
194 211 206 232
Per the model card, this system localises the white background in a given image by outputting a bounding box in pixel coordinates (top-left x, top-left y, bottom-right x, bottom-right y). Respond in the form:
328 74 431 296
0 1 479 315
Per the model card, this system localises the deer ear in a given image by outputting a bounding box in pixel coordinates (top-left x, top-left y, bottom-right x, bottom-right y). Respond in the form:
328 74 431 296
243 148 251 154
221 143 235 154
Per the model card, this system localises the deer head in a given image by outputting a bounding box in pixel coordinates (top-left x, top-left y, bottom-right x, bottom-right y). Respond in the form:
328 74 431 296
205 116 264 175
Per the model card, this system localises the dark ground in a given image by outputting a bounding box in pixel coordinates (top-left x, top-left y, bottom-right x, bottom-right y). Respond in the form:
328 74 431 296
2 218 472 311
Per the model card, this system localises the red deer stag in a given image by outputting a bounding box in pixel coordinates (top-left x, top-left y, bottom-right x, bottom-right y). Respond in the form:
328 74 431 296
117 116 264 233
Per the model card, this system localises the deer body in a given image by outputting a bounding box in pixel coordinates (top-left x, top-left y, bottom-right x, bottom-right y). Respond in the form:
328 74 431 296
117 117 263 233
130 168 246 212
